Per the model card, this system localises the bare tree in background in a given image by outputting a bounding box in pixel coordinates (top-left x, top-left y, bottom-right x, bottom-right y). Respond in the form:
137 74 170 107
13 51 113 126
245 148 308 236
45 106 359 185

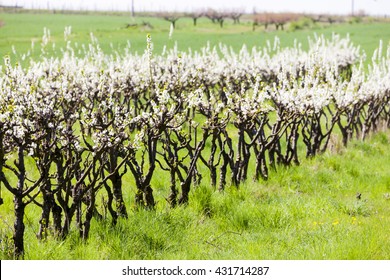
159 12 181 29
229 8 245 24
310 14 343 25
205 9 227 28
188 10 204 26
253 13 300 31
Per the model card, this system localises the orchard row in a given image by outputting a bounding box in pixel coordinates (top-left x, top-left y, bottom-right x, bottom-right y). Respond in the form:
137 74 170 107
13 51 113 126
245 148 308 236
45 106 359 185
0 32 389 257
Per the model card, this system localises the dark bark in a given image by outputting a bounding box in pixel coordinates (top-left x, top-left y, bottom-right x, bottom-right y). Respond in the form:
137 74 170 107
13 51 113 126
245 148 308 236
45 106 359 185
178 130 209 205
218 19 224 28
82 189 95 240
167 169 177 207
13 147 27 258
127 136 157 209
109 150 128 218
13 194 25 258
52 203 62 234
103 181 118 225
37 181 54 240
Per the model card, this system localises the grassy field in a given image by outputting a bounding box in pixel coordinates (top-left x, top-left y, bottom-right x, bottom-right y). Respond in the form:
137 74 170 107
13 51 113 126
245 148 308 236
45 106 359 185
0 12 390 62
1 11 390 260
1 131 390 259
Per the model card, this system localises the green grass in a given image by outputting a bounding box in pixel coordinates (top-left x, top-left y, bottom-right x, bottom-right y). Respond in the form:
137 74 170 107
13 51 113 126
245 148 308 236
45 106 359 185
1 11 390 260
1 131 390 259
1 12 390 63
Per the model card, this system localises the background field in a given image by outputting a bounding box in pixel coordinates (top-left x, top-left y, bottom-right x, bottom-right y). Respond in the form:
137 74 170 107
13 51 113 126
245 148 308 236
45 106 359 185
1 12 390 61
0 11 390 260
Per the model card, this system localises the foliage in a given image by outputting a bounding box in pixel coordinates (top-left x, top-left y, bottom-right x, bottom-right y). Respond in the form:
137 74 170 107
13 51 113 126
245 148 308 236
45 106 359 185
348 16 363 24
289 17 317 31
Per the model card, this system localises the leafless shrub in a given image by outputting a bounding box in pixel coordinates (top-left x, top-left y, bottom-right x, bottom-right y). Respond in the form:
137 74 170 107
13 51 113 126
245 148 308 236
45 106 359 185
253 13 301 31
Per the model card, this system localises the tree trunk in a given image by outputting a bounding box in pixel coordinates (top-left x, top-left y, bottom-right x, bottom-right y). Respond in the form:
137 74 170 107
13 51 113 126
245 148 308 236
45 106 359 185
209 131 218 187
167 170 177 207
52 203 62 234
111 170 128 218
13 146 26 258
13 194 25 258
103 182 118 225
82 190 95 240
178 181 190 205
144 185 155 209
38 179 54 240
109 149 128 218
37 195 51 240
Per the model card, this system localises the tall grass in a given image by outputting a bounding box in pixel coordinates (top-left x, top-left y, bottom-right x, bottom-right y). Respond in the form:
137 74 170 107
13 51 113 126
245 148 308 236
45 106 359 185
1 131 389 259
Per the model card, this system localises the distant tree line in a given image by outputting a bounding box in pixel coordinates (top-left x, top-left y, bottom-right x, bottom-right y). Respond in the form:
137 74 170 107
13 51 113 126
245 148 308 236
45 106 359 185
156 8 245 29
154 9 366 31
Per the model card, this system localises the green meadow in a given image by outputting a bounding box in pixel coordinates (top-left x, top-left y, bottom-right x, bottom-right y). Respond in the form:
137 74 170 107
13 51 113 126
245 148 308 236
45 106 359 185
1 131 390 259
1 12 390 60
0 11 390 260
